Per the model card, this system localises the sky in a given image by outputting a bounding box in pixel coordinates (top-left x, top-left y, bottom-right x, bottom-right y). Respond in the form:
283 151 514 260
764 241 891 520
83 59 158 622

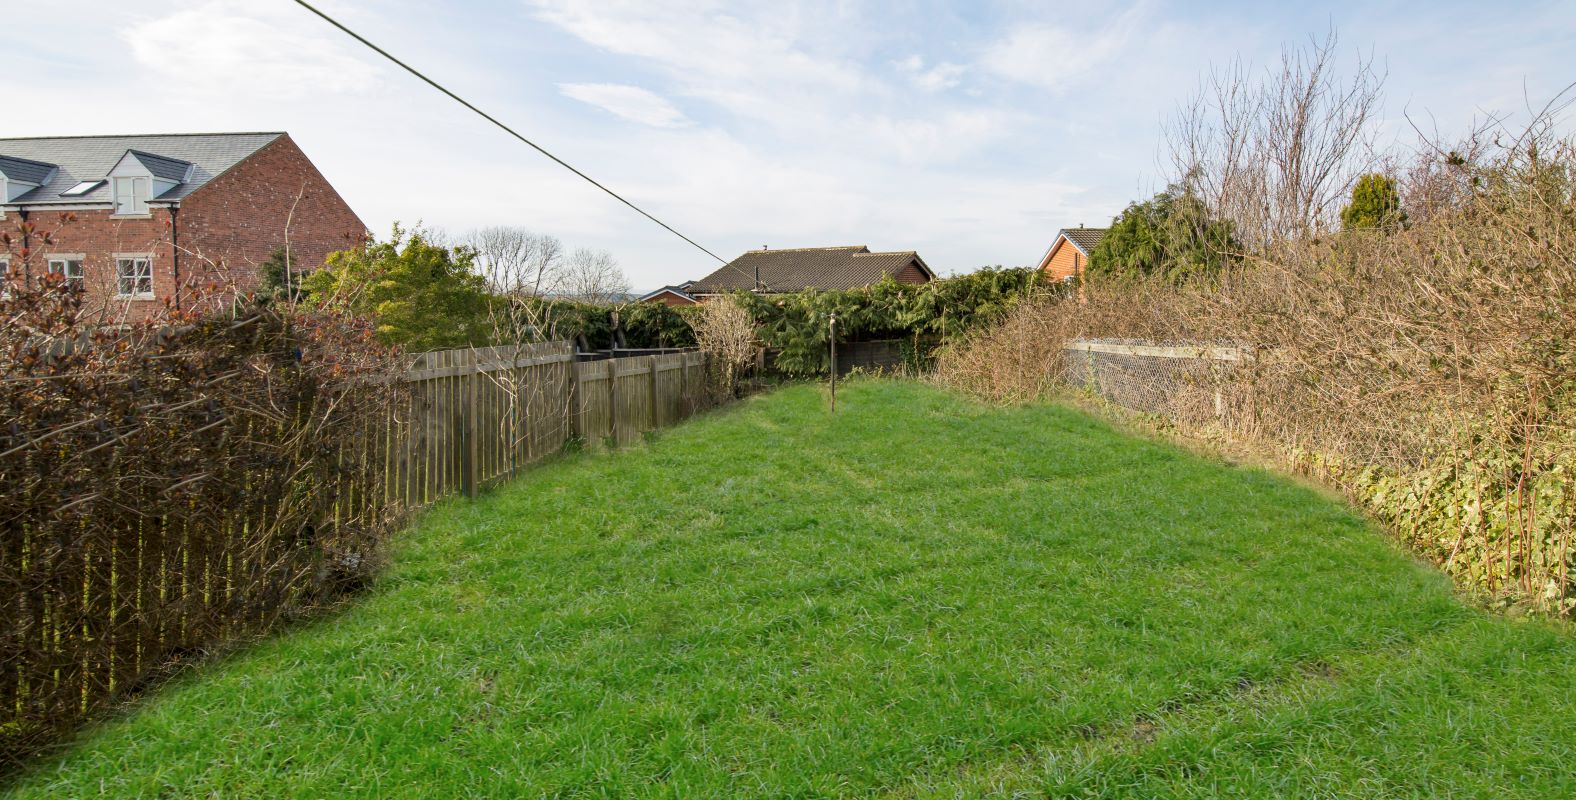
6 0 1573 290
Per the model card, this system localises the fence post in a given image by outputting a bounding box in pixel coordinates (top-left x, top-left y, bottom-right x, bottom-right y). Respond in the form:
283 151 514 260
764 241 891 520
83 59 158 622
649 356 660 429
568 351 582 440
465 357 479 498
679 353 690 416
607 357 619 443
828 313 838 414
513 347 526 475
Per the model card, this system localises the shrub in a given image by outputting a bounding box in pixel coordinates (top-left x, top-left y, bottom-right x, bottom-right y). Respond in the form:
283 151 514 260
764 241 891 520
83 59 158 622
936 118 1576 616
1086 185 1240 284
688 296 757 397
304 225 492 349
0 238 403 760
1340 173 1408 231
736 267 1049 375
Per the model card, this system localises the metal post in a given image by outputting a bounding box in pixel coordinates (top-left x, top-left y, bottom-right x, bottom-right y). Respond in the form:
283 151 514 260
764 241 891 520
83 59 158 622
828 313 837 414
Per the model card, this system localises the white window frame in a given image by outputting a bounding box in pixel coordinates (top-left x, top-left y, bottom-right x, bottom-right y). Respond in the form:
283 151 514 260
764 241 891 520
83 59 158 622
47 255 86 289
0 256 10 298
112 176 151 217
114 254 154 299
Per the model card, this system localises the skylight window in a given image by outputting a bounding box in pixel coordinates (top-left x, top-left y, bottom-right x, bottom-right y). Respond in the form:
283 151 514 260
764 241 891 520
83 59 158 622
61 180 105 197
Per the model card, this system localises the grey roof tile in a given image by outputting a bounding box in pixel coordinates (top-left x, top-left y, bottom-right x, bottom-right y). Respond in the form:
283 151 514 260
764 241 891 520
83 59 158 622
689 246 934 294
127 150 193 182
639 284 696 301
1060 227 1108 255
0 155 58 185
0 132 282 206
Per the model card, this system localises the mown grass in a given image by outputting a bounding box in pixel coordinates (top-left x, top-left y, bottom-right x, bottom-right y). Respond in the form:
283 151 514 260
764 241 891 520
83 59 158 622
5 381 1573 798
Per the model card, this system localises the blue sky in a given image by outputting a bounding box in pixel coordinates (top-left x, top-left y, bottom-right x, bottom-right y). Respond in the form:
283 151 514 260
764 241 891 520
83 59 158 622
7 1 1573 290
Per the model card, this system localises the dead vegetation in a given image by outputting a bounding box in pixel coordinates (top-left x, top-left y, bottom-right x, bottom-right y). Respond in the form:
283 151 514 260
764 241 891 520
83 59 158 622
938 77 1576 614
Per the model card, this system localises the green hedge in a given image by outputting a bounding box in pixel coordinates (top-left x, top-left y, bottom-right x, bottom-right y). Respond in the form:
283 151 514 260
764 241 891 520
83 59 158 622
499 297 699 350
736 267 1054 375
515 267 1048 370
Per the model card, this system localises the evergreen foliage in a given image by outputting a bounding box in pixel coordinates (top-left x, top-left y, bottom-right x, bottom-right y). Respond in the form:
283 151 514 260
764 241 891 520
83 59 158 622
302 226 493 350
255 248 312 303
1340 173 1408 231
498 296 700 350
735 266 1050 375
1087 185 1239 284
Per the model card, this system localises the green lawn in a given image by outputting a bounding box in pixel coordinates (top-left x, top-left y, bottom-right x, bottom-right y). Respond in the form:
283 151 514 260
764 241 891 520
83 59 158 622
6 382 1574 798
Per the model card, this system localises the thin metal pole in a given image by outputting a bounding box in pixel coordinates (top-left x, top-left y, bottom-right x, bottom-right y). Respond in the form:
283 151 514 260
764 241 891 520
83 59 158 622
828 313 838 414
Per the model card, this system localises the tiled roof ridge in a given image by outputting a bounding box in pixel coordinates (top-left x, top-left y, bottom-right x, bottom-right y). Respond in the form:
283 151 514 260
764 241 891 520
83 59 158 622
745 245 867 253
0 132 285 142
126 148 192 163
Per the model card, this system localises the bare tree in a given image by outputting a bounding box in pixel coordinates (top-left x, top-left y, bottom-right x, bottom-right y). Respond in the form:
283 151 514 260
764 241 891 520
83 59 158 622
464 226 565 297
1165 29 1384 247
561 247 630 305
688 296 757 398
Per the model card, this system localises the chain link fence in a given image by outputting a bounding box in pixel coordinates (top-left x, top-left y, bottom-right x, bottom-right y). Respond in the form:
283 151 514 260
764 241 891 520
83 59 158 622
1061 339 1250 425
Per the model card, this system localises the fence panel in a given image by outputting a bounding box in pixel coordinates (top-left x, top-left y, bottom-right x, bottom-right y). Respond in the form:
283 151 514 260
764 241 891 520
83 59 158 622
400 343 711 500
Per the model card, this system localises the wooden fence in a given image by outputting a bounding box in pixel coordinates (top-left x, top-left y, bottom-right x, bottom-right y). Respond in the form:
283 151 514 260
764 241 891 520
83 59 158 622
1 338 712 762
394 343 711 502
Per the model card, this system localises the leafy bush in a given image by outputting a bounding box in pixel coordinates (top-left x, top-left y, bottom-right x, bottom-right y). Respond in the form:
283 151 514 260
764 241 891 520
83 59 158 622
1341 173 1408 231
486 296 696 350
736 267 1049 375
303 226 493 350
1086 185 1239 284
620 301 699 348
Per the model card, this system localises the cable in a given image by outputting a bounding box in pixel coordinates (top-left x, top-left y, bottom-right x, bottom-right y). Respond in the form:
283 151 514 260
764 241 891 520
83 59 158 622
291 0 727 265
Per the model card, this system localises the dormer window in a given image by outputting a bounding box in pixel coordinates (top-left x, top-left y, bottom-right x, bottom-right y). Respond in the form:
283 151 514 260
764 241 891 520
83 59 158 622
103 150 191 215
113 176 150 216
0 155 59 202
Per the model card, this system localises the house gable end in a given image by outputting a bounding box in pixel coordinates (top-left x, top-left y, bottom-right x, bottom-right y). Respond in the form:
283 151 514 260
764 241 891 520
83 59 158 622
1036 235 1070 272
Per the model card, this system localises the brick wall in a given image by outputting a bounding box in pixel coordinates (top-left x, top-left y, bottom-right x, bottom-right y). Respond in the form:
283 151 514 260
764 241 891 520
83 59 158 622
1041 238 1083 282
4 134 366 322
13 207 177 324
894 261 931 284
178 134 366 309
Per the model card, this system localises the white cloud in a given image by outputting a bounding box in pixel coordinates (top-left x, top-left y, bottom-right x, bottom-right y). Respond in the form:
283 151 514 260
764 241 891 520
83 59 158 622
526 1 872 124
859 109 1017 164
121 1 380 99
894 55 966 92
980 4 1149 91
558 83 691 128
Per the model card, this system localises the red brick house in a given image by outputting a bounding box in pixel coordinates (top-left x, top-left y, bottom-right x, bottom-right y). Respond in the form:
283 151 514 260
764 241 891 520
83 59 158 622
1035 226 1107 283
0 132 365 320
687 245 934 299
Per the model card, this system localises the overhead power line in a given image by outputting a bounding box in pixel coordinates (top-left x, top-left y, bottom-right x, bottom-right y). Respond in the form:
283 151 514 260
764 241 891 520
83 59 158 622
291 0 727 265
